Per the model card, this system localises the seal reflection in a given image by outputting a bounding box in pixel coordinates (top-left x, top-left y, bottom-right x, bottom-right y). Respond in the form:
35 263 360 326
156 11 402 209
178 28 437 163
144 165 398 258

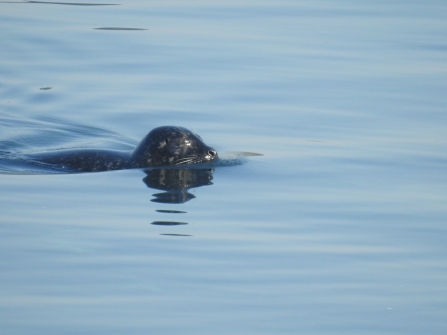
143 167 214 204
143 167 214 230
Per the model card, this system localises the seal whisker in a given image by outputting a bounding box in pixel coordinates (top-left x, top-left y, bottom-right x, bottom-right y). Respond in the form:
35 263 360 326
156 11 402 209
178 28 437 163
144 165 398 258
173 156 199 165
174 155 201 164
174 161 193 166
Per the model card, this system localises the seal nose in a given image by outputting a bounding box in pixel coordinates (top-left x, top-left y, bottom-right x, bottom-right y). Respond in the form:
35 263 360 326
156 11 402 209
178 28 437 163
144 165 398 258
207 149 218 160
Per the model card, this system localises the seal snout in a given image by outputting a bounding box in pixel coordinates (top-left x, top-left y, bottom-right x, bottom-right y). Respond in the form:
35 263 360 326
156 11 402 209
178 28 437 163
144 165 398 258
205 148 218 161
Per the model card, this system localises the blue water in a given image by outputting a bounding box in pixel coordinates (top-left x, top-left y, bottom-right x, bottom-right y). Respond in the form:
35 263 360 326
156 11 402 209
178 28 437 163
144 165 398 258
1 1 447 334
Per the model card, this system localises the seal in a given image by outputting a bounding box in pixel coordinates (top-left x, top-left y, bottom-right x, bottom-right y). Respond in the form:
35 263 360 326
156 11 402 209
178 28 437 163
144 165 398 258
27 126 218 172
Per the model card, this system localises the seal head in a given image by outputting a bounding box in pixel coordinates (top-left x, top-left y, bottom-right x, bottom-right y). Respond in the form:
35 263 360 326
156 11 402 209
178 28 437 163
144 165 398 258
128 126 218 168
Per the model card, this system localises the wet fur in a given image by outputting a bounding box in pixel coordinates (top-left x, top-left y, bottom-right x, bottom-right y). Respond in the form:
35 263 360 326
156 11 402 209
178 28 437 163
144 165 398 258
27 126 218 172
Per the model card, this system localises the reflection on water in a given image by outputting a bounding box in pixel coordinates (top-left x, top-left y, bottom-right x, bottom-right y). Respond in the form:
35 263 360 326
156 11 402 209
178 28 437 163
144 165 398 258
94 27 148 31
156 209 187 214
1 0 446 333
0 115 232 234
14 1 119 6
143 167 214 204
160 233 192 237
151 221 188 226
144 167 215 230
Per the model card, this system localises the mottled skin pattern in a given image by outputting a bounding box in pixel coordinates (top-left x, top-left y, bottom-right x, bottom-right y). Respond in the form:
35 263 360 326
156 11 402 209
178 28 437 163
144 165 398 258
128 126 217 168
28 126 218 172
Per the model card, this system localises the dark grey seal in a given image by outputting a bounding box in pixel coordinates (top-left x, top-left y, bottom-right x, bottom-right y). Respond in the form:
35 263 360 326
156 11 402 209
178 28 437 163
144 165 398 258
27 126 218 172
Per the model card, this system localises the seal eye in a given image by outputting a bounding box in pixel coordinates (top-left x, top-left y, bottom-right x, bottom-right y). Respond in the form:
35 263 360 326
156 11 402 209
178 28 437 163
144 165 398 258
208 150 217 158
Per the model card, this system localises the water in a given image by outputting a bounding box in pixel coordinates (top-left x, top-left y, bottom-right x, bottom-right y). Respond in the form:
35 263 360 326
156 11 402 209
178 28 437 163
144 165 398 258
1 1 447 334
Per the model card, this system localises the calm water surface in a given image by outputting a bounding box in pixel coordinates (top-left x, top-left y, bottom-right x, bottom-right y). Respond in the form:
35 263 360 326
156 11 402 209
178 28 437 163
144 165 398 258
1 1 447 334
